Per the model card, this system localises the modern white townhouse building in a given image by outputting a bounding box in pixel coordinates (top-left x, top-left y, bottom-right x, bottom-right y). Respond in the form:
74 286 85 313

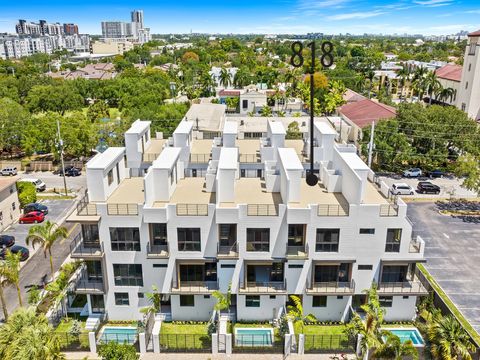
68 117 426 324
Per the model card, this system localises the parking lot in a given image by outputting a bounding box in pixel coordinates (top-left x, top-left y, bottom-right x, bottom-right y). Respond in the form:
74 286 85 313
378 175 477 199
18 171 86 193
408 202 480 334
2 199 76 252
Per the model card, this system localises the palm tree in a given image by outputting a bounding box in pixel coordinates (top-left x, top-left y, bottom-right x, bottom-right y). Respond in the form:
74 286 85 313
212 283 232 313
260 105 272 117
412 66 428 101
140 285 162 318
427 314 476 360
366 70 376 99
4 251 22 307
436 86 455 105
396 65 411 101
233 68 250 88
0 264 12 320
424 71 441 105
287 295 316 334
219 67 231 88
26 221 68 277
373 332 418 360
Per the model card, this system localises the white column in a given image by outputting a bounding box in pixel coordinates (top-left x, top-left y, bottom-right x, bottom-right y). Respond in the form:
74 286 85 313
212 333 218 354
86 294 92 314
139 332 146 353
152 320 161 353
225 333 232 355
88 332 97 354
298 334 305 355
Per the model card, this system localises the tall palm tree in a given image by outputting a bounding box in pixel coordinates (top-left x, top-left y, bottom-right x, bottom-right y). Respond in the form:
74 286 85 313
26 221 68 277
0 263 12 320
412 66 428 101
373 333 418 360
396 65 411 101
436 86 455 105
287 295 316 334
427 314 476 360
366 70 376 99
219 67 231 88
424 71 441 105
4 251 22 307
212 283 232 313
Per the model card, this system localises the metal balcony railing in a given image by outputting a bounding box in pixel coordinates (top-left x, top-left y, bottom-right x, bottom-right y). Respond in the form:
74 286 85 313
176 204 209 216
247 204 278 216
217 242 238 257
143 153 161 162
69 233 103 258
318 204 349 216
239 154 260 163
239 280 287 293
171 280 219 293
146 243 169 257
380 204 399 217
76 191 97 216
107 203 138 215
286 243 309 258
72 266 105 294
189 153 212 163
377 279 427 294
306 280 355 294
409 239 422 253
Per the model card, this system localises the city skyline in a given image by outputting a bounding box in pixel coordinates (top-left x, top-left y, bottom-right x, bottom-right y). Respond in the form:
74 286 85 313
0 0 479 36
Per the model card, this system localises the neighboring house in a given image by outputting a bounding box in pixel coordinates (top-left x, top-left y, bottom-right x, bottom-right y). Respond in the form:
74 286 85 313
0 177 20 232
435 64 462 105
343 89 366 104
66 115 425 324
48 62 117 80
339 99 397 144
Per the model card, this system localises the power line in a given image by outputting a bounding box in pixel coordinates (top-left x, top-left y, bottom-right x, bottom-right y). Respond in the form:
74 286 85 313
371 129 480 140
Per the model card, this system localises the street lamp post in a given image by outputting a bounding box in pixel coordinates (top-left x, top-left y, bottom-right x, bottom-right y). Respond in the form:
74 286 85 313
56 118 68 196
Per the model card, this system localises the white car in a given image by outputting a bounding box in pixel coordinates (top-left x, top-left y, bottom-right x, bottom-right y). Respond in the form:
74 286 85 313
403 168 422 178
1 167 17 176
391 183 414 195
18 178 46 192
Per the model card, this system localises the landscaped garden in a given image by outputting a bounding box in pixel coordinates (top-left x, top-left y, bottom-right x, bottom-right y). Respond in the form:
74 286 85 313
159 322 211 352
53 317 90 351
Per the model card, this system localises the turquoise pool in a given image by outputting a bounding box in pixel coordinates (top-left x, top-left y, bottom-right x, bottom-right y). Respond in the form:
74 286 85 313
235 328 274 346
383 328 425 346
99 326 137 344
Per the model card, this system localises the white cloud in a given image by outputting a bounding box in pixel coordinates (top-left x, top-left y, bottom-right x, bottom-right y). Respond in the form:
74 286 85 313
297 0 349 9
413 0 453 6
327 11 386 20
466 10 480 14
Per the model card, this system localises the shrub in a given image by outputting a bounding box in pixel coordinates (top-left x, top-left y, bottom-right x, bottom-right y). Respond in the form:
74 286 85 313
16 181 37 208
69 320 82 337
98 341 139 360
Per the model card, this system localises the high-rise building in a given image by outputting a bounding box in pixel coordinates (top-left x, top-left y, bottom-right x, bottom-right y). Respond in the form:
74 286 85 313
101 21 132 38
64 23 79 35
131 10 144 29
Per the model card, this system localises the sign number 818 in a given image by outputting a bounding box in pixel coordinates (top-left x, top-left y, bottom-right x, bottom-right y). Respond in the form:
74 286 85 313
290 41 334 69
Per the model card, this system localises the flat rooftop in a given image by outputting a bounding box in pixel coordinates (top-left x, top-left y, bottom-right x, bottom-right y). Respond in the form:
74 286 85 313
126 120 150 134
144 139 166 156
236 139 260 154
191 139 213 154
220 178 282 207
289 182 348 208
153 177 215 207
87 147 125 170
284 139 305 156
364 181 389 205
107 177 144 204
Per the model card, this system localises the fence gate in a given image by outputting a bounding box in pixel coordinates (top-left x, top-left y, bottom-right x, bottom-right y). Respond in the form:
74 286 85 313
218 334 226 353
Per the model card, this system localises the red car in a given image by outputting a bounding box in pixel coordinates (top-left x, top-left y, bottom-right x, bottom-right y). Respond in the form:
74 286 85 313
19 211 45 224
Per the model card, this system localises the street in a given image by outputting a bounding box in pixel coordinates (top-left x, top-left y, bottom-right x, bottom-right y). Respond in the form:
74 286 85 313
407 202 480 334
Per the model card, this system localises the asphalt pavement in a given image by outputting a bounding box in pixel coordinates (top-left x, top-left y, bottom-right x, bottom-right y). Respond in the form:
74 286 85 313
407 202 480 334
18 171 87 192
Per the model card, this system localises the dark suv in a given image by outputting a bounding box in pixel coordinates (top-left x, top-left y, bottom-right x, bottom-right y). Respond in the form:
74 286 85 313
23 203 49 215
417 181 441 194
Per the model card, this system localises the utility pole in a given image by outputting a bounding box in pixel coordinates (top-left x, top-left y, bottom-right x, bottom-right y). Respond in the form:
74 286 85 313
367 121 375 168
56 118 68 196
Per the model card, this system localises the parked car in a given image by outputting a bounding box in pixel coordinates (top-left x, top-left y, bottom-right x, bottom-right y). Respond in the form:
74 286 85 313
23 203 48 215
64 168 81 177
427 169 445 178
0 235 15 247
0 245 29 261
18 178 46 192
19 211 45 224
1 167 17 176
417 181 441 194
403 168 422 178
391 183 415 195
57 165 81 176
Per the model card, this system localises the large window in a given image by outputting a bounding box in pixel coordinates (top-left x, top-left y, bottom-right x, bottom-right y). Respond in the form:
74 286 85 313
107 169 114 185
246 228 270 252
113 264 143 286
150 223 167 245
312 296 327 308
315 229 340 252
381 265 411 283
385 229 402 252
114 292 129 306
379 296 393 308
288 224 305 246
219 224 236 246
177 228 201 251
179 263 217 283
314 264 350 283
110 228 140 251
245 295 260 307
82 224 99 247
180 295 195 307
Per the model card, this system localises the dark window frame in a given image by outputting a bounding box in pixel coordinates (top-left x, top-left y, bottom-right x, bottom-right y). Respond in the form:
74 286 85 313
177 228 201 251
315 229 340 252
180 295 195 307
385 228 402 252
245 295 260 307
110 227 140 251
114 292 130 306
150 223 168 245
246 228 270 252
379 296 393 308
359 228 375 234
113 264 143 286
312 296 327 307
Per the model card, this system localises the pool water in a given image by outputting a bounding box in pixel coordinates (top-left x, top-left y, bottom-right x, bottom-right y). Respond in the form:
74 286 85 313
235 328 274 346
386 328 425 346
99 326 137 344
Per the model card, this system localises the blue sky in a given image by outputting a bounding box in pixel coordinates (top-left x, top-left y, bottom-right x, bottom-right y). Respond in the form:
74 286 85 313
0 0 479 35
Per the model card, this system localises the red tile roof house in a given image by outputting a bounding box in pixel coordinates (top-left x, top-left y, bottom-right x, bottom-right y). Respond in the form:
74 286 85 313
339 98 397 144
435 64 462 105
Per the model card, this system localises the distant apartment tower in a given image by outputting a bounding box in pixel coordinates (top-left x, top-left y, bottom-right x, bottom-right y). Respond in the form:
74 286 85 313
64 23 79 35
131 10 144 29
101 21 132 38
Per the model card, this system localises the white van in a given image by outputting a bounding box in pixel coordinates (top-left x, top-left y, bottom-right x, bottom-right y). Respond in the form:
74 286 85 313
18 178 46 192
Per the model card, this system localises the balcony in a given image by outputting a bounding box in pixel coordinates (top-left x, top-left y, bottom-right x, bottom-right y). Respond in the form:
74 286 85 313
317 204 349 217
69 233 104 259
286 243 309 258
306 280 355 295
409 237 424 253
239 280 287 294
189 153 212 163
170 280 219 294
107 203 138 216
68 191 99 222
146 243 169 258
247 204 278 216
72 267 104 295
380 204 399 217
377 279 427 295
217 242 239 258
239 154 260 163
176 204 209 216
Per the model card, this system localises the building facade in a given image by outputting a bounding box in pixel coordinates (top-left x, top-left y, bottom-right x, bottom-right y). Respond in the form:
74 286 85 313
68 117 426 323
0 178 21 232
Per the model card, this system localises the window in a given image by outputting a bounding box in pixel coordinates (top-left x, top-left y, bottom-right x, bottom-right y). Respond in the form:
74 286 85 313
245 295 260 307
312 296 327 307
403 296 409 299
113 264 143 286
288 224 305 246
153 264 167 268
114 292 129 306
11 202 15 211
150 223 167 245
385 229 402 252
288 264 303 269
219 224 236 246
315 229 339 252
110 228 140 251
381 265 411 283
358 265 373 270
240 169 246 177
468 41 477 56
82 224 99 247
246 228 270 252
337 296 344 299
177 228 201 251
204 295 210 299
180 295 195 307
466 82 469 90
138 292 144 298
468 63 472 71
379 296 393 308
269 295 276 299
359 228 375 234
116 164 120 185
107 169 114 185
242 99 248 109
221 264 236 268
461 103 466 111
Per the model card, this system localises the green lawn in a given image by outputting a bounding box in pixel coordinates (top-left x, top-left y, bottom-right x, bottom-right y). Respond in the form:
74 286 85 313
293 324 353 352
161 322 208 335
295 324 346 335
54 319 89 350
159 323 210 350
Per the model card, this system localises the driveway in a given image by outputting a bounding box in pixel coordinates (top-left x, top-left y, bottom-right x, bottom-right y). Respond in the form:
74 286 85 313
407 202 480 334
2 199 76 251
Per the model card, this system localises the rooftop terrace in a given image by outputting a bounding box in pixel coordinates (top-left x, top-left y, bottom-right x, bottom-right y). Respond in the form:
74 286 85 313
220 178 282 208
106 177 144 204
153 177 215 207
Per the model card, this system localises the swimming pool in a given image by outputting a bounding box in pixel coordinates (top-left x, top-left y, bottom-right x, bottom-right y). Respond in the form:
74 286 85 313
383 328 425 347
235 328 274 346
98 326 137 344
